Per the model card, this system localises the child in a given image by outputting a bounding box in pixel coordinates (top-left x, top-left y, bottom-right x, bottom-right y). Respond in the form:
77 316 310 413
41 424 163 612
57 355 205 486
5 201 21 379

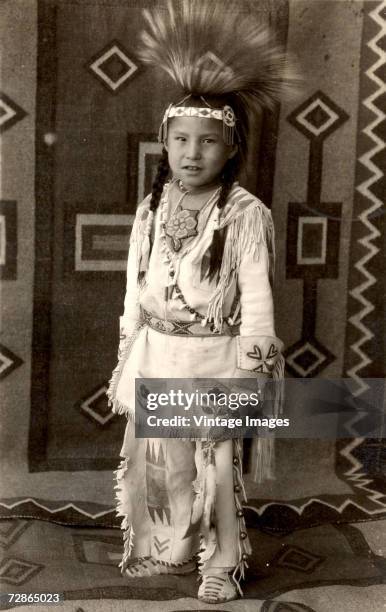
107 0 293 604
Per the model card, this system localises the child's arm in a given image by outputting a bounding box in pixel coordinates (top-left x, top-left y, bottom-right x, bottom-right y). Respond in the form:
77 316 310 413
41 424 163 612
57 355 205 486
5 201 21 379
234 214 285 430
120 228 141 339
107 204 146 411
119 199 150 341
235 206 284 390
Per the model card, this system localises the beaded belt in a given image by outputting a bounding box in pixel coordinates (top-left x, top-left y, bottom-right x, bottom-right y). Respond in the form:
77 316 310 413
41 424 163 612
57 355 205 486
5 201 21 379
141 308 239 337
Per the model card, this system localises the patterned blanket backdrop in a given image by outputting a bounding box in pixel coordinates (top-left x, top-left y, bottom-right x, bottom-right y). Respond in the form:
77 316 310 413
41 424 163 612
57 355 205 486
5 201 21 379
0 0 385 539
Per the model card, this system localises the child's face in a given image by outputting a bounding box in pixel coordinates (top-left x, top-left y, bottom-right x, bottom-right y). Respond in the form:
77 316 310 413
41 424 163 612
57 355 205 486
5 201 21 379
165 116 237 190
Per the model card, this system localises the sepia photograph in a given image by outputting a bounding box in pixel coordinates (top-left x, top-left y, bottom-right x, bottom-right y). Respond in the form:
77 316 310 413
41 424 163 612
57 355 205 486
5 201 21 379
0 0 385 610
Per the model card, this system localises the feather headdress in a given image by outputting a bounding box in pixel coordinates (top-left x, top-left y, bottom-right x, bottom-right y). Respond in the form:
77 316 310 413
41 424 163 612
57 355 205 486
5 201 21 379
139 0 298 145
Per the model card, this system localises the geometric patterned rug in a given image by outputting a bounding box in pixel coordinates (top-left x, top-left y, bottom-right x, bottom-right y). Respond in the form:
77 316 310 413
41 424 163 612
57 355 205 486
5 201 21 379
3 0 386 564
1 518 386 611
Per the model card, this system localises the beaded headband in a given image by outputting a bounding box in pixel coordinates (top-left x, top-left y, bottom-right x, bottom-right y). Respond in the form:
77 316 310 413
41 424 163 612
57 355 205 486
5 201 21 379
158 100 237 146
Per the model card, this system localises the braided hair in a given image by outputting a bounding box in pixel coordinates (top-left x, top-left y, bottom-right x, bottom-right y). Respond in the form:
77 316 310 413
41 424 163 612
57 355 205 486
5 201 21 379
207 155 240 281
149 147 170 212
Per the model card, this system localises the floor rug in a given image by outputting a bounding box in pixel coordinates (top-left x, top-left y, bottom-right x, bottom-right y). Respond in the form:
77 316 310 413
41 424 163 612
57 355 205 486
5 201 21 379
2 437 386 530
1 518 386 611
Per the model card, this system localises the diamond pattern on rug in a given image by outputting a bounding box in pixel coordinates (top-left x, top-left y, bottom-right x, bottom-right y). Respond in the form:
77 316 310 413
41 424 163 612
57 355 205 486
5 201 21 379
0 557 43 585
196 51 233 77
287 91 349 140
284 337 335 378
0 344 23 380
0 92 27 133
0 520 29 550
87 40 139 93
270 545 324 573
76 383 116 427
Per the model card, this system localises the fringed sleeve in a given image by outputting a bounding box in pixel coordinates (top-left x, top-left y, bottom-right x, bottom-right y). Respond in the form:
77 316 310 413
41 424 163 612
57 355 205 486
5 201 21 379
236 236 284 396
106 197 150 413
120 196 151 334
233 201 285 483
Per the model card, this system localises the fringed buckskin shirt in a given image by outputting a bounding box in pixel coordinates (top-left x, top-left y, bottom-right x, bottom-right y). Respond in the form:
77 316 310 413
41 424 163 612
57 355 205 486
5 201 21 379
109 180 285 445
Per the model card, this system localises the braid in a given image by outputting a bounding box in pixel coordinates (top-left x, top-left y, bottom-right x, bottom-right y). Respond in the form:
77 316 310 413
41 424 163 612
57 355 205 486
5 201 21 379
217 157 239 211
208 157 240 281
149 148 170 212
138 147 169 275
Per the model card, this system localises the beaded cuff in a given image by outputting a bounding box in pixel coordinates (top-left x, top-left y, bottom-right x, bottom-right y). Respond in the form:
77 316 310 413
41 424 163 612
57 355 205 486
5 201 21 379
236 336 284 373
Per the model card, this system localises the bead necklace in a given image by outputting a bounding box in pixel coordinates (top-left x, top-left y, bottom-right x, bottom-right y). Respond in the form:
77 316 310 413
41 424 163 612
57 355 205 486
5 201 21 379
165 187 200 252
159 182 221 325
169 186 189 217
160 181 221 258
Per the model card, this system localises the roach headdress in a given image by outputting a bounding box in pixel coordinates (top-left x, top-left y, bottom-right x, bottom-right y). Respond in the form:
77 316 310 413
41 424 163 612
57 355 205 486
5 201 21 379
138 0 297 147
